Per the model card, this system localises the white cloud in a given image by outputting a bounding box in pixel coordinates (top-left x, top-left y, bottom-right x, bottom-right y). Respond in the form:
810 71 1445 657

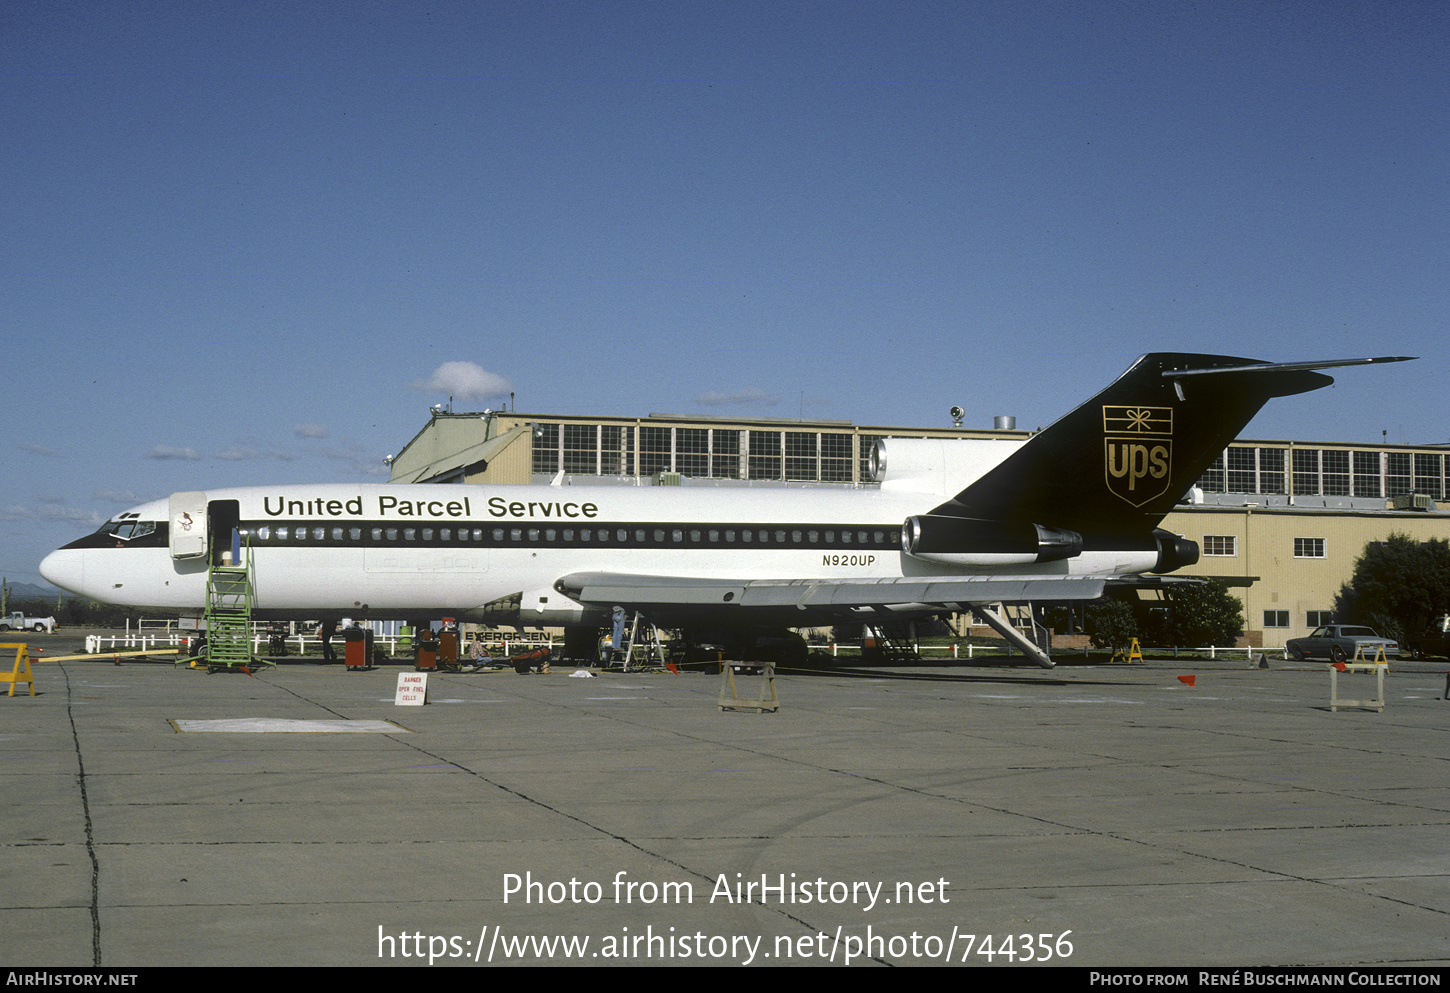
94 489 155 504
293 423 329 439
409 361 512 401
145 445 203 460
215 446 297 462
694 387 781 407
18 443 59 457
0 503 103 525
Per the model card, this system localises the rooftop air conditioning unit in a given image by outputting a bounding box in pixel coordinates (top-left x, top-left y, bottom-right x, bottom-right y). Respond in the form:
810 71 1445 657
1391 493 1434 511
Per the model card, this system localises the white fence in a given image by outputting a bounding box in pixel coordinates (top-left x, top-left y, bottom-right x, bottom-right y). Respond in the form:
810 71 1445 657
85 631 555 657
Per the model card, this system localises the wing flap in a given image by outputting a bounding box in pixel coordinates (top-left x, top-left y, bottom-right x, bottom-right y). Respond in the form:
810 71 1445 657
555 571 1106 612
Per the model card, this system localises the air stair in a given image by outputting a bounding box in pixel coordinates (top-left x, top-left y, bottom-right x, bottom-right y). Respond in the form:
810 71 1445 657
1001 602 1052 656
862 621 922 662
201 545 261 671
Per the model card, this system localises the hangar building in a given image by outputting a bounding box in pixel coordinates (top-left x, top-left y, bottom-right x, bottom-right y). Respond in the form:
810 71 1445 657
388 409 1450 649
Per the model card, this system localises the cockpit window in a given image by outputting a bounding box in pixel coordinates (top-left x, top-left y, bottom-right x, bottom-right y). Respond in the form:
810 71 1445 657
103 521 156 541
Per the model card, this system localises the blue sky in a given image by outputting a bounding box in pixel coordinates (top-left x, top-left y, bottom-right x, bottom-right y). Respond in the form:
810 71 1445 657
3 1 1446 584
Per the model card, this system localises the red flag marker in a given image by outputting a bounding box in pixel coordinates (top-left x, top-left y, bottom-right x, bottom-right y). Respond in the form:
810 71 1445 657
1177 674 1196 686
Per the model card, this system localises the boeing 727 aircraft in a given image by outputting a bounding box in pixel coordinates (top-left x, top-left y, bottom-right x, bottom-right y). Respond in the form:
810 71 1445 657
40 353 1411 666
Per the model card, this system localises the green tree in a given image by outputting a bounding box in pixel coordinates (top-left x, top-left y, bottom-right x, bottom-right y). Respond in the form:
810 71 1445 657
1336 533 1450 643
1157 578 1244 648
1085 596 1138 651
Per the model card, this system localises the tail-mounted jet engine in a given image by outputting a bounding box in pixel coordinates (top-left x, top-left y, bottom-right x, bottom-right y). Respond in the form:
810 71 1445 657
902 515 1084 567
1151 529 1200 573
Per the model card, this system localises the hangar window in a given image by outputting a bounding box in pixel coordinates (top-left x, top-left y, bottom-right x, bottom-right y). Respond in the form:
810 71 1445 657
1293 537 1325 558
859 435 884 482
1203 536 1236 557
1227 447 1256 493
600 425 632 476
1196 453 1225 493
1258 448 1285 494
563 424 598 475
640 426 672 475
1322 450 1350 496
532 423 561 475
1263 610 1289 628
711 429 742 480
1353 452 1381 497
749 431 782 480
821 433 853 482
1415 453 1443 499
1292 449 1320 496
1386 453 1412 497
785 432 817 481
677 428 709 477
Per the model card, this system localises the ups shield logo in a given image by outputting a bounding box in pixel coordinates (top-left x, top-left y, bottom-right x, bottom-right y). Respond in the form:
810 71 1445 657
1103 406 1172 507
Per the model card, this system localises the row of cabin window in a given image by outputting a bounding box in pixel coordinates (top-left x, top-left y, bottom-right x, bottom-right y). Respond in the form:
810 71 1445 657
245 525 898 546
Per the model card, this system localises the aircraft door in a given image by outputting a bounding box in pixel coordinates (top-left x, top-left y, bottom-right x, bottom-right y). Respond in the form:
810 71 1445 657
168 492 209 560
208 500 241 567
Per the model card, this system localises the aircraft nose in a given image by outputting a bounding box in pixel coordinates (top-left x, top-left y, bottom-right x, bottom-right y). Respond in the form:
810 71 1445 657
40 549 84 596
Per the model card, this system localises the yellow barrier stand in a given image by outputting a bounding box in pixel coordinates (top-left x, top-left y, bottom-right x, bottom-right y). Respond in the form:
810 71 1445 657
1111 638 1144 664
1352 644 1389 665
1 643 35 697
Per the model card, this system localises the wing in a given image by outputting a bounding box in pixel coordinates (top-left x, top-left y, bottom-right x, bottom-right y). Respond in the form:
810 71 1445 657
556 571 1107 614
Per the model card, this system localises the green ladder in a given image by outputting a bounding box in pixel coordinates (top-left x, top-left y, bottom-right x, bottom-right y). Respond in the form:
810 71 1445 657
204 545 257 670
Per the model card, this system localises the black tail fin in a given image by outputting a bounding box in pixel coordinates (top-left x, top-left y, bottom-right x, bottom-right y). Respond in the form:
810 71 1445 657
931 353 1410 537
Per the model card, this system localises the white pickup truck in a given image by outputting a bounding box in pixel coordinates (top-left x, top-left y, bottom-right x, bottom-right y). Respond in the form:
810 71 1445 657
0 611 57 633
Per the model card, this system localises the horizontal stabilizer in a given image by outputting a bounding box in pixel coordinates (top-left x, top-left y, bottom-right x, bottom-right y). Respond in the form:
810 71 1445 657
1161 355 1415 379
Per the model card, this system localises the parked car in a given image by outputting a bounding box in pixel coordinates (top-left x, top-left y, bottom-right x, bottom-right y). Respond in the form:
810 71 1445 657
1286 625 1399 662
1406 615 1450 660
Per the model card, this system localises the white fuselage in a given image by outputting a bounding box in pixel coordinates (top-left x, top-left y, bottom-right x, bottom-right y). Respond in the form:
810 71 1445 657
41 473 1162 625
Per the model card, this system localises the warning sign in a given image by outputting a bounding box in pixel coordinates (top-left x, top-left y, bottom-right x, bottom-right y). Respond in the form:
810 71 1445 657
395 671 428 706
